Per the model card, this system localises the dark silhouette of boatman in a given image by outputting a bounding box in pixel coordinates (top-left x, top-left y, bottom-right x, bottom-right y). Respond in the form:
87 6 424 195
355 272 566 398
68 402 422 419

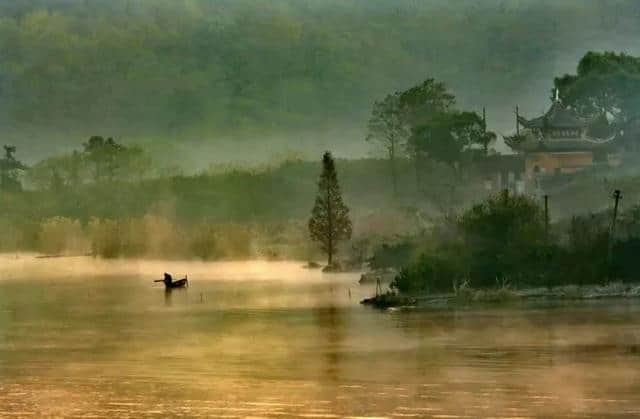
155 272 187 289
163 272 173 287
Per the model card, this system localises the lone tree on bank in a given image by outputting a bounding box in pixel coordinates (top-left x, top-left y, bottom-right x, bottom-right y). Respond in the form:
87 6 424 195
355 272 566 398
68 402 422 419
308 152 353 266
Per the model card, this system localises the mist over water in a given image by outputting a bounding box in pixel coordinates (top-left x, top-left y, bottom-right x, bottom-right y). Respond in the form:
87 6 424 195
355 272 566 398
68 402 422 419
2 259 640 417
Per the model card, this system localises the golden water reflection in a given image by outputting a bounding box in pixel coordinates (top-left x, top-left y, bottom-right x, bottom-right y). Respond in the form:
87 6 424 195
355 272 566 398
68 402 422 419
1 258 640 417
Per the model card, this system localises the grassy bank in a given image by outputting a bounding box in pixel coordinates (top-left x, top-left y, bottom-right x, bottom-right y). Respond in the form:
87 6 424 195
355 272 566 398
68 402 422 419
362 281 640 309
359 190 640 308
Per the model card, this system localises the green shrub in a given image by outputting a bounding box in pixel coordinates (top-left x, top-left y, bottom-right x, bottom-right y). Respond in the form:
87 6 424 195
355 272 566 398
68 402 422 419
391 253 459 294
459 190 546 288
558 215 609 285
369 241 417 269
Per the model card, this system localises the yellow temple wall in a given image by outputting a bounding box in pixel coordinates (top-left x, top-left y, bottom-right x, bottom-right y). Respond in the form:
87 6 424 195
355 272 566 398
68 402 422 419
525 151 593 178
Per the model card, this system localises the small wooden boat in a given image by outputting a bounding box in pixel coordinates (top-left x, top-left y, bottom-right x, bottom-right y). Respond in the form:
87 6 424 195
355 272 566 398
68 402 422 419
155 273 189 289
166 277 188 289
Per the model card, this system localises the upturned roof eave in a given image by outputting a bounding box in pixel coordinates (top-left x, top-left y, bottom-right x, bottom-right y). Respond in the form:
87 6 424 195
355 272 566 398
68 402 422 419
518 101 593 129
506 137 615 153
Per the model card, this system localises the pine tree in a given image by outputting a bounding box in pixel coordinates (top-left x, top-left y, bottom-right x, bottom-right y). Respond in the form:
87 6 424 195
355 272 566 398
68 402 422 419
308 151 353 266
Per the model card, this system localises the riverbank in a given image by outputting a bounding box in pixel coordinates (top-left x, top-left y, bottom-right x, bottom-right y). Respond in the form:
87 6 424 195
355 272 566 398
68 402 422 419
361 281 640 309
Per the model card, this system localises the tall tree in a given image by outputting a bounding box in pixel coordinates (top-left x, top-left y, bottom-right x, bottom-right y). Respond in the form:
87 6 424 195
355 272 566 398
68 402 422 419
399 79 456 126
555 51 640 120
308 152 353 266
400 80 494 171
406 109 488 179
554 51 640 147
398 79 456 187
366 92 408 196
82 136 124 182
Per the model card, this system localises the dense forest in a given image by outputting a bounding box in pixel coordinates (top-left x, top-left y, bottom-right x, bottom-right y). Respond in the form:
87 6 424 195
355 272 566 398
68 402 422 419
2 1 640 164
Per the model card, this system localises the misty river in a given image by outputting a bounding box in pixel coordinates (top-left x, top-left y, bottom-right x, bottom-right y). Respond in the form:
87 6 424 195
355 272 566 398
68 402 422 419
1 256 640 418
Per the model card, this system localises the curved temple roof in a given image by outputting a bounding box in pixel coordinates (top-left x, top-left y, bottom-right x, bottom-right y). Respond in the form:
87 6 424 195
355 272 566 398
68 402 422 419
508 94 614 152
504 131 615 152
518 101 591 130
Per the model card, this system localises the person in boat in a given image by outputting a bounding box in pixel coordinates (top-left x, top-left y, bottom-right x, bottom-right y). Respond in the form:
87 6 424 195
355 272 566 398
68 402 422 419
163 272 174 287
155 272 188 288
154 272 175 287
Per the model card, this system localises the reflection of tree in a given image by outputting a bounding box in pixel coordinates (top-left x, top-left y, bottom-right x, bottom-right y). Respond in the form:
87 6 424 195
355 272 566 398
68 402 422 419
312 305 344 384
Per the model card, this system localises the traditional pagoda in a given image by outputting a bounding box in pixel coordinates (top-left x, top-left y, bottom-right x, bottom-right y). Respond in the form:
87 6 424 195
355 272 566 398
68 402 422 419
505 89 615 183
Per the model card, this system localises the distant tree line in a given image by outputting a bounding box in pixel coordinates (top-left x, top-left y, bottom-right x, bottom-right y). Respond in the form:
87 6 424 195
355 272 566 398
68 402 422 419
27 136 150 190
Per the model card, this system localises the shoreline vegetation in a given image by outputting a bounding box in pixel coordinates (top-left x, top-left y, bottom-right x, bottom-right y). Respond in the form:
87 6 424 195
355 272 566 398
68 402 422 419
361 281 640 309
358 188 640 309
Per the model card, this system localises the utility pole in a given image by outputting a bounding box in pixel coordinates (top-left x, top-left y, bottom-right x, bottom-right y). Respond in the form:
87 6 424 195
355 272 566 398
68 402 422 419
483 107 486 131
608 189 622 272
515 106 520 136
482 107 488 156
544 194 549 242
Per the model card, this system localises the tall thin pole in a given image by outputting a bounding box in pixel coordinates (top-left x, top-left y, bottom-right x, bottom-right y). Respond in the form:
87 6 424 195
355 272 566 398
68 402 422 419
515 106 520 136
544 194 549 242
482 107 489 156
483 107 486 132
608 189 622 272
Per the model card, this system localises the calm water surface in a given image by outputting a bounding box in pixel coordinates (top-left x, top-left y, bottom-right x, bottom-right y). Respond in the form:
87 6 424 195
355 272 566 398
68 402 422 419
1 256 640 418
